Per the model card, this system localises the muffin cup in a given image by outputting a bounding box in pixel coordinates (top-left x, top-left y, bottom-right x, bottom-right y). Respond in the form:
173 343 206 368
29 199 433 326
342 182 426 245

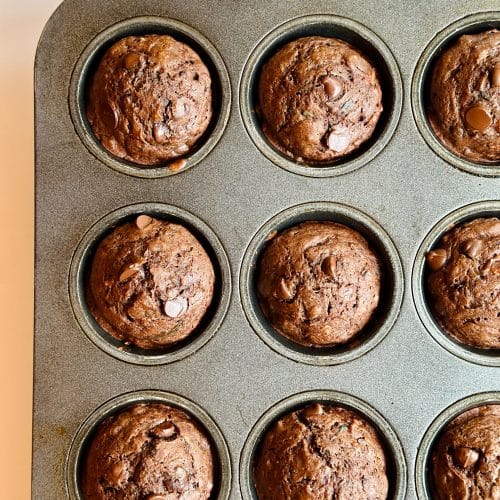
411 11 500 177
69 202 231 365
69 16 231 178
239 202 404 365
239 389 407 499
415 391 500 500
65 389 232 500
412 200 500 366
239 14 402 178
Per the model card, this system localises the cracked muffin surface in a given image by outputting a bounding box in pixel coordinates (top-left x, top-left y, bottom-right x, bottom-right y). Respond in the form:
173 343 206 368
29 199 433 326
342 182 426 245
253 403 388 500
87 34 212 166
430 404 500 500
81 403 214 499
86 215 215 349
427 29 500 163
426 217 500 349
257 221 381 347
258 36 383 163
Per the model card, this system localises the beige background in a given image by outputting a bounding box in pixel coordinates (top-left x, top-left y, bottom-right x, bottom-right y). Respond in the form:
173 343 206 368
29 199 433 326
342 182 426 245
0 0 61 498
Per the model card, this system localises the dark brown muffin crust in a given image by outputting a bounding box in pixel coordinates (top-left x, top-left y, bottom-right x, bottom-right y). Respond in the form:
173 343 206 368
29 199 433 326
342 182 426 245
257 221 381 347
81 403 214 499
258 36 383 163
87 34 212 166
430 404 500 500
86 215 215 349
426 217 500 349
428 29 500 163
253 403 388 500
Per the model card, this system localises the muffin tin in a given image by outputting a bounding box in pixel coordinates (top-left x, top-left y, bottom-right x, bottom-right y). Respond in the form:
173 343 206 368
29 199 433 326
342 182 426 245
34 1 499 499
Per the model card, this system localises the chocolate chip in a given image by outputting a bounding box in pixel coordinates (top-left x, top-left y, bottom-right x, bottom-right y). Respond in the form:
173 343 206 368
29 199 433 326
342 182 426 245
460 239 482 258
266 230 278 241
426 249 448 271
101 102 118 130
452 447 479 468
174 467 187 480
153 123 167 143
465 106 492 132
327 130 350 152
123 52 140 69
277 279 294 300
152 422 177 439
476 73 489 92
136 215 153 230
492 63 500 87
119 267 139 282
321 256 335 277
164 297 187 318
111 463 124 482
323 77 343 99
172 100 187 119
168 158 186 172
302 404 324 417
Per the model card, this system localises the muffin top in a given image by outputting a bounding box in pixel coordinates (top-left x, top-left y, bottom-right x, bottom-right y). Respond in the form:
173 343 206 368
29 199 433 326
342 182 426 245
431 404 500 500
428 29 500 163
426 217 500 349
257 221 381 347
87 34 212 166
253 403 388 500
258 36 383 163
81 403 214 499
86 215 215 349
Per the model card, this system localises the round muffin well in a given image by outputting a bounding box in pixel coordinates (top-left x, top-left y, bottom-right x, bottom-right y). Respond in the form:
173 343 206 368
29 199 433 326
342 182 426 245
81 402 215 499
427 29 500 164
425 216 500 349
253 403 388 500
430 404 500 500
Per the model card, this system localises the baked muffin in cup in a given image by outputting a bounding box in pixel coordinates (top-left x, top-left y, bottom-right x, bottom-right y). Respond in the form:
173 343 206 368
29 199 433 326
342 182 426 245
427 29 500 164
257 221 381 347
86 215 215 349
253 403 388 499
430 404 500 500
87 34 212 167
426 217 500 349
258 36 383 163
81 402 214 499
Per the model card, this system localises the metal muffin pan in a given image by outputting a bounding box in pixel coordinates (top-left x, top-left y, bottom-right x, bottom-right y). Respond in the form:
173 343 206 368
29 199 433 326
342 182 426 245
65 389 232 499
34 1 499 499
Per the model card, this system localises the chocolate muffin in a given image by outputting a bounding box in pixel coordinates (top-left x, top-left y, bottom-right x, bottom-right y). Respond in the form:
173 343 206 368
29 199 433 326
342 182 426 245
81 403 214 499
426 217 500 349
87 34 212 166
86 215 215 349
430 404 500 500
257 221 381 347
428 30 500 163
253 403 388 499
258 36 383 163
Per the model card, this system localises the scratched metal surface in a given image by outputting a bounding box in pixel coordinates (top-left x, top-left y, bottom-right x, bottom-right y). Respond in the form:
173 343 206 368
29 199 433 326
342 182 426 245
34 1 499 498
